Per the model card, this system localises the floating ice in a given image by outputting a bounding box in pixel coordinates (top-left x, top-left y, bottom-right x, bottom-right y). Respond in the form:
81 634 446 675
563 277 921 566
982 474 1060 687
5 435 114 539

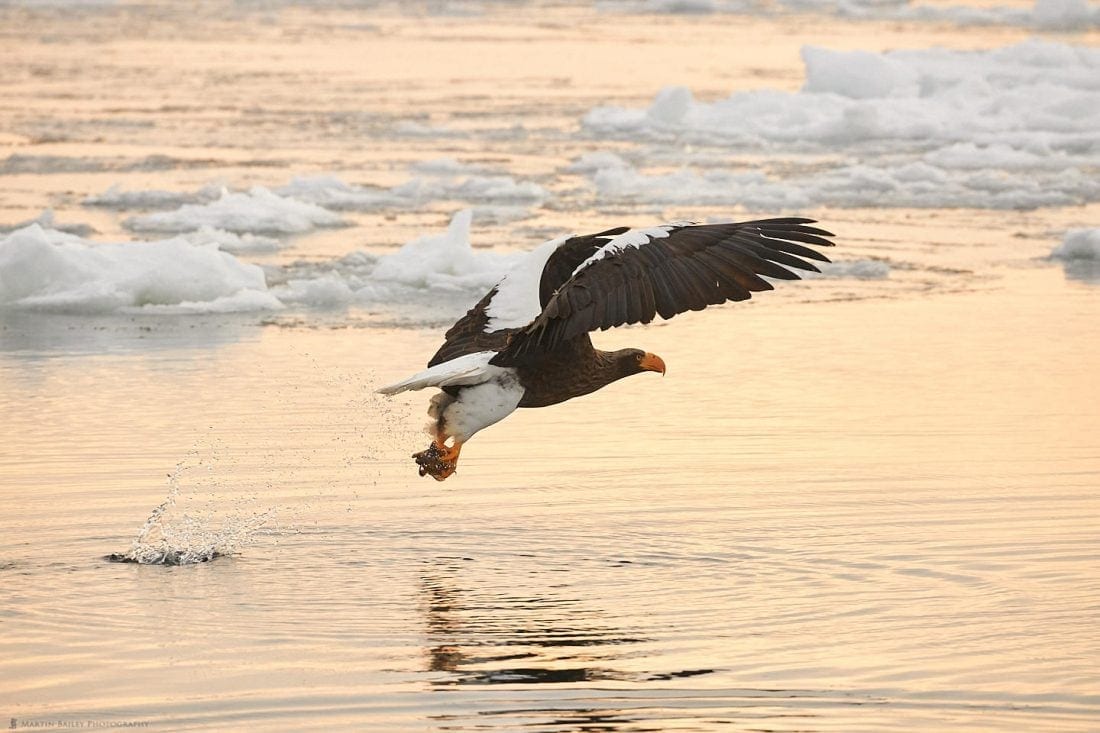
1032 0 1098 29
0 209 95 237
587 41 1100 152
1050 228 1100 282
277 172 546 211
1 209 885 319
630 0 719 13
84 183 222 210
274 175 392 210
566 151 632 174
0 225 280 314
813 0 1100 28
582 40 1100 210
367 209 523 291
584 157 1099 210
124 186 347 235
1051 229 1100 261
602 0 1100 27
182 226 284 254
805 259 891 279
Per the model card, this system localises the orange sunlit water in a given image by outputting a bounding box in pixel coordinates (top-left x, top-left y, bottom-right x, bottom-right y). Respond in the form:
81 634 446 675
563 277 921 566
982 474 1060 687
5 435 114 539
2 2 1099 731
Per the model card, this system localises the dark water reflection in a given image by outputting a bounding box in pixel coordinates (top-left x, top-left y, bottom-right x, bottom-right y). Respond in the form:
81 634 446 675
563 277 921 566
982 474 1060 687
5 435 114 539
420 558 648 687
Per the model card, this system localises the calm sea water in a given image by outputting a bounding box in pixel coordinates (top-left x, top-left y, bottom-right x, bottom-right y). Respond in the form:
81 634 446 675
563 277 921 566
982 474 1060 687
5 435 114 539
2 2 1099 731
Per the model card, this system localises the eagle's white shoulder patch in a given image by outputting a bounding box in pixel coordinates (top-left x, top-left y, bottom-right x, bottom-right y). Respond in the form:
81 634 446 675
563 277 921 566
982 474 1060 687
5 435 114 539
483 234 572 333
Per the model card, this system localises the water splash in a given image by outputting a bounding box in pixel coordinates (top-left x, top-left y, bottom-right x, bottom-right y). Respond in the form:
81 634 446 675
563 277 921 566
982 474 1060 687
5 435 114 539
108 455 276 566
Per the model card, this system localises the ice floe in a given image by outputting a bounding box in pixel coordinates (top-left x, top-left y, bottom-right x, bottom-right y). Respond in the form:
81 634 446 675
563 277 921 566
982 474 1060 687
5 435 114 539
360 209 522 292
1050 228 1100 282
1051 229 1100 261
85 183 223 210
276 171 545 211
0 225 280 314
586 158 1100 210
124 187 347 235
788 0 1100 29
804 259 891 279
182 226 284 254
600 0 1100 28
586 41 1100 153
1 210 903 317
581 40 1100 210
0 212 520 316
0 209 95 237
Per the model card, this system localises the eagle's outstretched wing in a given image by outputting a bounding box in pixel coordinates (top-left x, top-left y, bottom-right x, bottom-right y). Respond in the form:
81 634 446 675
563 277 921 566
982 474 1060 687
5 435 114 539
492 218 834 365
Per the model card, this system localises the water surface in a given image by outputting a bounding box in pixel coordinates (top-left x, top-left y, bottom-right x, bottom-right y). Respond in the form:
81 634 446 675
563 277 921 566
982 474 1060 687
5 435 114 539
2 1 1099 731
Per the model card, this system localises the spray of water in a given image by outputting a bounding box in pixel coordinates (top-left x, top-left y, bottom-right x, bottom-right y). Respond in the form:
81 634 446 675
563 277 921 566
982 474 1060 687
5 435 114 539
108 453 277 566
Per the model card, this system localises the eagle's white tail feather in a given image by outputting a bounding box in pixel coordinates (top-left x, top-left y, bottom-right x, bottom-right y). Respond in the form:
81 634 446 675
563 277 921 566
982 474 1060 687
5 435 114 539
376 351 499 395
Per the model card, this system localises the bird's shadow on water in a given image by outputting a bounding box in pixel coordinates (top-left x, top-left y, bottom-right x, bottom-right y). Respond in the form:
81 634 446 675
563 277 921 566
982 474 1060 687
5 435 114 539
416 555 721 732
419 556 647 687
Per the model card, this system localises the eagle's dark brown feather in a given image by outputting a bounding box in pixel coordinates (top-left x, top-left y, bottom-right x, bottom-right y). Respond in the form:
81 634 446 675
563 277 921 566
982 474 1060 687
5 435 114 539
493 218 834 365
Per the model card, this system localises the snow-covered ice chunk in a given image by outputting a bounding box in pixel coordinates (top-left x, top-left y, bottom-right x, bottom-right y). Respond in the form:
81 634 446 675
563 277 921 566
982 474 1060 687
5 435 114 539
582 40 1100 210
801 46 919 99
182 226 283 254
275 176 392 210
585 40 1100 153
124 187 346 235
583 156 1100 210
277 172 546 211
805 259 891 279
653 0 1100 28
1 209 95 237
84 183 222 210
369 209 523 291
1033 0 1098 29
274 273 357 308
265 210 531 310
1050 228 1100 282
566 151 631 174
0 225 280 314
1051 229 1100 261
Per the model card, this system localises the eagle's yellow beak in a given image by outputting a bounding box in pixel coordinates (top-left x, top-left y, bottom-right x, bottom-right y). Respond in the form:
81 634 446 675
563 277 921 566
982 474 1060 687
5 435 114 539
640 352 666 376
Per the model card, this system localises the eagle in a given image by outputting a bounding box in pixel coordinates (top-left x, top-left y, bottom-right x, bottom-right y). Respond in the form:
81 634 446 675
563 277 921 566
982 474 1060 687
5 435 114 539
378 217 835 480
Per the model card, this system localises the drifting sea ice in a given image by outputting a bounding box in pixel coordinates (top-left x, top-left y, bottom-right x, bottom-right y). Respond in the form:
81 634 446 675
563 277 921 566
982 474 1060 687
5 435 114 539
182 226 284 254
1050 228 1100 282
586 40 1100 153
0 212 521 316
1051 229 1100 261
580 40 1100 210
0 210 912 318
272 210 525 306
0 225 281 314
124 187 347 235
586 158 1100 210
84 183 223 210
276 171 546 211
601 0 1099 29
782 0 1099 29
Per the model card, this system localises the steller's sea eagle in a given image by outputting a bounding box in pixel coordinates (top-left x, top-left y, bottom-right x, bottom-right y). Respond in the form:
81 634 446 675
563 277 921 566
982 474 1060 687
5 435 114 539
378 217 835 480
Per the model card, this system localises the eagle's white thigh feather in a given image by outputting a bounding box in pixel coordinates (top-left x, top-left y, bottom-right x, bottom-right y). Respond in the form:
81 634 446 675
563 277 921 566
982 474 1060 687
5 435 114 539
439 372 525 443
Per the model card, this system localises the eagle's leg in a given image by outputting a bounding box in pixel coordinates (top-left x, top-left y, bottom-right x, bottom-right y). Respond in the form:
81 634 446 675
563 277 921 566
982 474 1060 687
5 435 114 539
413 437 463 481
